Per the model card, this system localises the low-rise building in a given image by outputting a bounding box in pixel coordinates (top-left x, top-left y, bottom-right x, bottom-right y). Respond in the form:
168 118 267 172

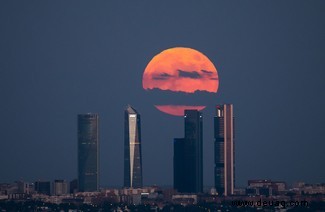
246 180 287 196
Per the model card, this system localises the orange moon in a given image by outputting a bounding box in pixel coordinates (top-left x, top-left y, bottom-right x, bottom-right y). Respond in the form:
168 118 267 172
142 47 219 116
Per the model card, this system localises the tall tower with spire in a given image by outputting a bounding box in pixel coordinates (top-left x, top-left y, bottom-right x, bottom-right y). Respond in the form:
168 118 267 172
124 105 143 188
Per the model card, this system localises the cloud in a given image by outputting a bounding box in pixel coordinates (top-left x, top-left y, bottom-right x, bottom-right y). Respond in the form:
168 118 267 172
178 70 202 79
144 88 217 105
210 77 219 80
201 70 213 75
152 72 173 80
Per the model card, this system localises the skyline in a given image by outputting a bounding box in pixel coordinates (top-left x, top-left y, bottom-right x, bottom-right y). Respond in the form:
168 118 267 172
0 1 324 188
0 103 321 188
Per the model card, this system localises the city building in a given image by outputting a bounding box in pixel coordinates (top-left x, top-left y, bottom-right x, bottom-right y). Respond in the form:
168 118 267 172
173 138 187 192
34 181 51 195
17 181 30 194
214 104 235 196
293 182 325 195
124 105 143 188
70 179 78 194
0 182 30 195
172 194 197 205
78 113 99 192
53 180 68 196
246 179 286 196
174 110 203 193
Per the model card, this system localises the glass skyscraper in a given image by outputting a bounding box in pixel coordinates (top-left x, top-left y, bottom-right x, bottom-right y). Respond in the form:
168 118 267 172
78 113 99 192
124 105 143 188
174 109 203 193
214 104 235 196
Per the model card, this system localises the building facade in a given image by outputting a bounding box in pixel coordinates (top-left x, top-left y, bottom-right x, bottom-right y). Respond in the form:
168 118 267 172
214 104 235 196
34 181 51 195
124 105 143 188
53 180 68 196
173 138 187 192
246 180 286 196
174 110 203 193
78 113 99 192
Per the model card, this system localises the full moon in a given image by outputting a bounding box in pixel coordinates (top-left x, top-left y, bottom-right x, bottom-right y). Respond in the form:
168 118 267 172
142 47 219 116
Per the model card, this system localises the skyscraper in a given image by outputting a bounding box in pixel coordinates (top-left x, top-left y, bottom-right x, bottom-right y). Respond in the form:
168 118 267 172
174 110 203 193
214 104 235 196
124 105 143 188
78 113 99 192
173 138 187 192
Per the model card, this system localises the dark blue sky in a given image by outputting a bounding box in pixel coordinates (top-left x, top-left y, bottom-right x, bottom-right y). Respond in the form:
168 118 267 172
0 1 324 188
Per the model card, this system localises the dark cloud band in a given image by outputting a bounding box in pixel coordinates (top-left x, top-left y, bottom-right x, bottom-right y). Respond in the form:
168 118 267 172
178 70 202 79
